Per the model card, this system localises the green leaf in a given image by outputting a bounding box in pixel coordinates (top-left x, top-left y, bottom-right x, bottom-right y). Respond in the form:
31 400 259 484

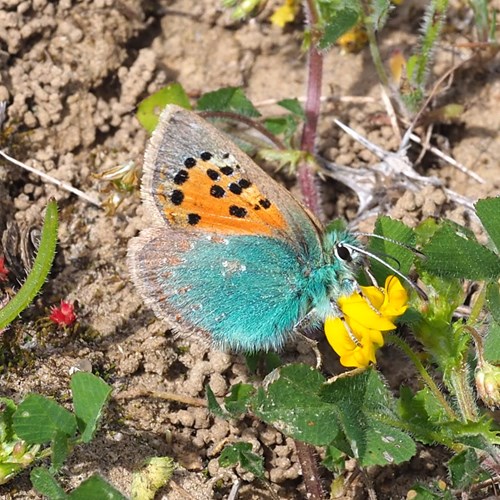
13 395 77 444
444 417 500 449
197 87 261 117
398 387 449 445
69 475 127 499
70 372 111 443
277 98 305 118
206 385 227 419
224 383 255 416
264 116 299 142
421 223 500 280
476 197 500 252
320 370 416 466
369 216 416 284
31 467 68 499
0 397 17 443
322 445 346 472
51 431 71 471
484 321 500 363
219 442 265 479
0 200 58 330
136 83 191 133
317 4 361 50
251 364 338 446
448 448 486 489
486 282 500 324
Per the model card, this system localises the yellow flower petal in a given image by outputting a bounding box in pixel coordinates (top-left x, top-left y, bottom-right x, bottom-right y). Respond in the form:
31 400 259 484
324 275 408 369
324 316 385 368
381 275 409 317
360 284 385 309
339 293 396 331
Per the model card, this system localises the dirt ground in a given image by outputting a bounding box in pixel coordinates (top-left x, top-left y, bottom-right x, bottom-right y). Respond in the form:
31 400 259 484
0 0 499 498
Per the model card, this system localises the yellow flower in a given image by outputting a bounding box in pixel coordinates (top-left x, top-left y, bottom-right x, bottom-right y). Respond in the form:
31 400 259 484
270 0 299 28
325 276 408 368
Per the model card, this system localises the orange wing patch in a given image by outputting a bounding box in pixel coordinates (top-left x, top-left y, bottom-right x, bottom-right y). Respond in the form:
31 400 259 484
155 151 288 236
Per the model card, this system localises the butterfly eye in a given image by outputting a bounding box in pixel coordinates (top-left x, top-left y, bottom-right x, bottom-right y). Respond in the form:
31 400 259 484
336 244 352 262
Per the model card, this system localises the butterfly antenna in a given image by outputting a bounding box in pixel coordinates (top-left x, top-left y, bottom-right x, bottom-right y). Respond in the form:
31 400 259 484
353 232 426 259
344 243 428 300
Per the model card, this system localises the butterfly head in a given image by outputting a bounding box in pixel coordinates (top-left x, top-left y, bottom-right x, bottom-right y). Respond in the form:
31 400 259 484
323 229 364 268
314 228 365 300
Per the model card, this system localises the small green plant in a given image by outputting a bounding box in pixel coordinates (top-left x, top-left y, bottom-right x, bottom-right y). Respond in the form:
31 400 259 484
0 199 58 331
1 372 116 494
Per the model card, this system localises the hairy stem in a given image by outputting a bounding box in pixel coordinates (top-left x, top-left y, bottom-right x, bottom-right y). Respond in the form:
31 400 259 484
295 440 326 500
448 358 479 422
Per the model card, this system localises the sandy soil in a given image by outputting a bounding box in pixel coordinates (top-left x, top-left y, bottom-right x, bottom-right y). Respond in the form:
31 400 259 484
0 0 499 498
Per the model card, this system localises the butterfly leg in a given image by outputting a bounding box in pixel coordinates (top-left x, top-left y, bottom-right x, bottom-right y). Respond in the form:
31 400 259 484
326 366 367 384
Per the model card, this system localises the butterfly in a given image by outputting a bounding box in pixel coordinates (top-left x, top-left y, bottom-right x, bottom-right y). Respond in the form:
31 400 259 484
128 104 371 353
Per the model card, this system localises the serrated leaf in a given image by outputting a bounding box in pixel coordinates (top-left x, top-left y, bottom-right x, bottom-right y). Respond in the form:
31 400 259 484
136 83 191 133
71 372 111 443
367 216 416 284
316 4 361 50
398 387 447 445
69 475 127 499
219 442 265 478
476 197 500 253
444 417 500 449
197 87 260 117
31 467 68 499
251 364 338 446
320 370 415 466
448 449 486 489
421 223 500 280
13 395 77 444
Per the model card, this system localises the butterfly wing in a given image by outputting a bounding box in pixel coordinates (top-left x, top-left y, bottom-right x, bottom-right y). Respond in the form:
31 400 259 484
140 105 321 246
129 225 311 351
128 105 324 351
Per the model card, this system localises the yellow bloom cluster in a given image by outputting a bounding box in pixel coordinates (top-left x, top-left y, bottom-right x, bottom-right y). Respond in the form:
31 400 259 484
325 276 408 368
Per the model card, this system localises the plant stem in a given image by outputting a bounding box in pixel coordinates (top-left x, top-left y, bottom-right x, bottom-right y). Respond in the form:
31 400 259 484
298 44 323 217
448 359 478 422
387 333 457 420
297 0 324 217
295 440 326 500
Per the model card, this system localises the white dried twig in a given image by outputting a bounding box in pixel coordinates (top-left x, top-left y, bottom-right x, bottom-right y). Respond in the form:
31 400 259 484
0 150 101 207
